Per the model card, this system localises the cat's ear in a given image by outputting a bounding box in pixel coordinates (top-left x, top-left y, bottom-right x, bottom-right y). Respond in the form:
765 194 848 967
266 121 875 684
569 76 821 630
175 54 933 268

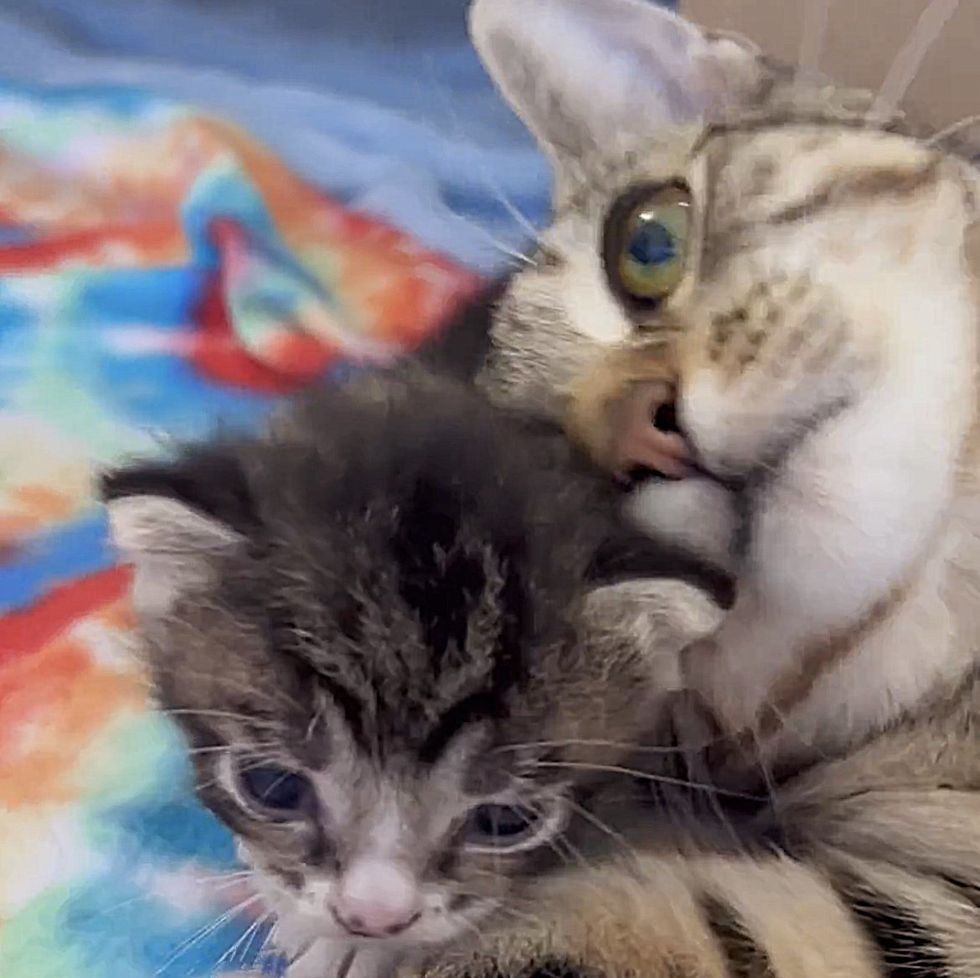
100 449 253 618
469 0 762 185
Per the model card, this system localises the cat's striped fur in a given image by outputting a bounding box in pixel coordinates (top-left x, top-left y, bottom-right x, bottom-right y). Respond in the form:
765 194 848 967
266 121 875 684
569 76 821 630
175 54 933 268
469 0 980 773
423 668 979 978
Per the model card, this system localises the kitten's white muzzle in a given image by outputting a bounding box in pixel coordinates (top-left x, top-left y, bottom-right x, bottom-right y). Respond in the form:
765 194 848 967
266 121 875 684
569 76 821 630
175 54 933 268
331 859 422 939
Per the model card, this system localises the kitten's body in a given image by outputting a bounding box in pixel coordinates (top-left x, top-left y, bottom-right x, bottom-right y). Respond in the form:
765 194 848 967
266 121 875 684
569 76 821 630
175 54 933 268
102 365 723 977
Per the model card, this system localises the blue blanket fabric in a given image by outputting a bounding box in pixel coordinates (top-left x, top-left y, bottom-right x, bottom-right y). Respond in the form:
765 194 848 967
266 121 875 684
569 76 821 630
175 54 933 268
0 0 675 270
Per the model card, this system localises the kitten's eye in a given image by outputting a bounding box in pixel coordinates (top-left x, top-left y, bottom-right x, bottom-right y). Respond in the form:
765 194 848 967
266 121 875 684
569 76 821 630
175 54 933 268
465 803 537 848
237 763 314 817
462 799 564 853
605 182 692 305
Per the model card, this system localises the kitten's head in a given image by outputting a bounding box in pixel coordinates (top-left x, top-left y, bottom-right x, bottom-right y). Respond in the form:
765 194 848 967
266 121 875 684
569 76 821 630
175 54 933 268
472 0 979 497
102 368 721 955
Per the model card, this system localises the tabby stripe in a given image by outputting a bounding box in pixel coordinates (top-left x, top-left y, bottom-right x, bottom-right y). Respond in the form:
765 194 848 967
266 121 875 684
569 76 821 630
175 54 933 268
937 874 980 913
830 871 950 978
700 893 776 978
515 959 594 978
766 159 941 228
320 676 368 750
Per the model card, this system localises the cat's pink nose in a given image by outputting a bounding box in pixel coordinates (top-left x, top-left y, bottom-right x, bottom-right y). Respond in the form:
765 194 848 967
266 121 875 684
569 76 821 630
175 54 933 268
332 860 422 938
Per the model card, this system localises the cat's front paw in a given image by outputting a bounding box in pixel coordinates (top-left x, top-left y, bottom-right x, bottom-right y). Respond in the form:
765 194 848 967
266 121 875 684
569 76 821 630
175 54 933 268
626 477 738 573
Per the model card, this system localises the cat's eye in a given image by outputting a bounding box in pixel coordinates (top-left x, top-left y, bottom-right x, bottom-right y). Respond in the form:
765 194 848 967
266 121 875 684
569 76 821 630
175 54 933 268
604 182 692 306
462 797 563 853
236 763 314 818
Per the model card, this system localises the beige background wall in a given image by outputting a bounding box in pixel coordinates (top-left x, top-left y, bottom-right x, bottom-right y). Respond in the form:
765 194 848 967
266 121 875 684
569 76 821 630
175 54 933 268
685 0 978 130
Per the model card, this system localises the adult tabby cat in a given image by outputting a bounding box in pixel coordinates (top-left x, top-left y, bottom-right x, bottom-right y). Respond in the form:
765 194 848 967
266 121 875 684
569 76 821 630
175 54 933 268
462 0 980 779
409 0 980 976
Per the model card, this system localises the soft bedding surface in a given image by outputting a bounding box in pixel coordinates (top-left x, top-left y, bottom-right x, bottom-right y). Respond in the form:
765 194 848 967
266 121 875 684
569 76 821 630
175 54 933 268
0 80 475 978
0 0 552 272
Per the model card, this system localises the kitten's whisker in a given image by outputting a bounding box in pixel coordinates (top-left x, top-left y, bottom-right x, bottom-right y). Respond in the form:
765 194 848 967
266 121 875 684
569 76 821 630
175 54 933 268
458 914 492 949
455 893 544 931
242 910 275 968
159 708 280 728
148 665 302 711
185 743 278 758
194 754 286 794
154 893 263 975
194 869 255 885
512 790 588 871
200 874 258 893
529 760 766 802
873 0 961 117
562 796 635 858
496 737 720 756
215 909 267 971
484 902 548 930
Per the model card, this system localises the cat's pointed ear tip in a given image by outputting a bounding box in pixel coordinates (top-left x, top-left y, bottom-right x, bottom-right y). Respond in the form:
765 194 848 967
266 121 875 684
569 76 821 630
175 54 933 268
468 0 521 51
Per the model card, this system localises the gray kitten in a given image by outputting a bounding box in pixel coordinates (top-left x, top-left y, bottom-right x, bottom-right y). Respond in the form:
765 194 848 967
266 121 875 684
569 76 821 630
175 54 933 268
101 365 724 978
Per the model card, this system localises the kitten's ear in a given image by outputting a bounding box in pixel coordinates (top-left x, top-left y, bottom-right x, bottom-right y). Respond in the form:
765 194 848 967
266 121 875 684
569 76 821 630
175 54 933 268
100 450 253 617
583 578 723 689
469 0 762 185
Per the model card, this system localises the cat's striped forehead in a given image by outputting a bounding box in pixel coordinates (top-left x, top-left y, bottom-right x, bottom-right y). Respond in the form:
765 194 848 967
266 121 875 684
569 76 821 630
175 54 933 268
693 124 941 234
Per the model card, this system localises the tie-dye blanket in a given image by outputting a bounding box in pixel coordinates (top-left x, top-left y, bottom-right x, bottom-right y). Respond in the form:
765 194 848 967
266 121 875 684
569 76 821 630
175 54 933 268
0 82 477 977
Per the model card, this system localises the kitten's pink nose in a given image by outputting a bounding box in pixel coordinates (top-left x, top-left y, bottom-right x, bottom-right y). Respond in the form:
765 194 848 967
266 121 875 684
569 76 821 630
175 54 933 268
332 859 422 938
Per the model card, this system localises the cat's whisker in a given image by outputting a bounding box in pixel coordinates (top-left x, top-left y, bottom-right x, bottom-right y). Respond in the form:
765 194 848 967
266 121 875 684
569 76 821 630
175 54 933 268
422 51 543 246
926 113 980 149
872 0 961 118
445 206 539 267
529 760 766 802
794 0 831 91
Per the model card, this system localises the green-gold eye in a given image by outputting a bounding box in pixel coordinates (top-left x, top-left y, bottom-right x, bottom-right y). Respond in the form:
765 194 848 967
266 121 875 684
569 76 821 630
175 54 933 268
605 183 692 305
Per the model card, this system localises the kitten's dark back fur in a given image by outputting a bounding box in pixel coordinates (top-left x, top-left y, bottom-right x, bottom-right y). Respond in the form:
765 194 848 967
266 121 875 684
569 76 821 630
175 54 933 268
104 366 620 756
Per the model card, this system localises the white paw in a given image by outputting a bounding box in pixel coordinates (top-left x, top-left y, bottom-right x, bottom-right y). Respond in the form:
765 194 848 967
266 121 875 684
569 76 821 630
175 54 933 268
626 477 737 572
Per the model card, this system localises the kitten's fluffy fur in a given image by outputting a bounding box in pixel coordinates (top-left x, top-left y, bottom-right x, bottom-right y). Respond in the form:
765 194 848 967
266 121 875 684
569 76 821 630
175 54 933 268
469 0 980 774
103 365 722 978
